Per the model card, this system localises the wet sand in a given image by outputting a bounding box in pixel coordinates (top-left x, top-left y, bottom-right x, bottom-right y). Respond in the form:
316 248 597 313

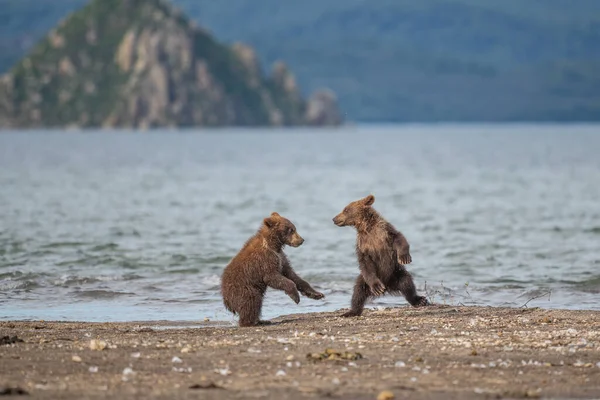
1 305 600 399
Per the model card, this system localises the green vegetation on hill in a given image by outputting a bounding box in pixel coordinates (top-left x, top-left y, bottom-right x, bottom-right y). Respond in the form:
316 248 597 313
1 0 599 122
0 0 341 128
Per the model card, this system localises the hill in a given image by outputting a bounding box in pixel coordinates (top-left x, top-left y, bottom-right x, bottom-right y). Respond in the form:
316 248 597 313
1 0 599 122
0 0 342 128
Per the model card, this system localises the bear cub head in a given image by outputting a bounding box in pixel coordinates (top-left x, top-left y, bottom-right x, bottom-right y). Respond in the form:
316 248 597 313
264 212 304 247
332 194 375 228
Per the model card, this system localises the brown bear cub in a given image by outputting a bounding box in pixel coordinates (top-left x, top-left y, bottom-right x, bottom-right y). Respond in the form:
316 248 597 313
221 212 325 327
333 194 429 317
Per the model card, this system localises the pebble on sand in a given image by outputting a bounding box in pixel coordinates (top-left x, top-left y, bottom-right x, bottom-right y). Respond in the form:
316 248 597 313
377 390 395 400
89 339 107 351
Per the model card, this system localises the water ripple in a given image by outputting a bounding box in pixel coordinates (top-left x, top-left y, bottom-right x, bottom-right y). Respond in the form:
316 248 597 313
1 125 599 321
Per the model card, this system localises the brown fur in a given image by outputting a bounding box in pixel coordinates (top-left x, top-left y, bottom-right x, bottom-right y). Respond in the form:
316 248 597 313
221 212 325 327
333 194 429 317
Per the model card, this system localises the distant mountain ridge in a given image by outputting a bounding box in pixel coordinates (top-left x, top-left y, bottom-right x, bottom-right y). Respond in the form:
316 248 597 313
0 0 342 128
1 0 599 122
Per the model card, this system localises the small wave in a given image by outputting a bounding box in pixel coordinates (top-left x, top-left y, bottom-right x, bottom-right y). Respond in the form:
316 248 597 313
28 249 60 257
199 274 222 288
0 271 26 280
54 276 100 286
41 241 88 249
203 255 234 264
89 243 119 252
477 282 526 291
0 260 28 268
584 227 600 234
118 259 141 269
141 285 163 291
514 288 552 301
52 273 142 287
0 279 39 291
214 199 252 211
167 268 200 274
477 278 528 287
118 259 156 269
186 255 234 266
122 273 144 281
311 280 353 294
110 228 141 237
0 270 50 281
569 275 600 293
322 243 343 251
55 255 124 267
72 290 135 299
421 224 443 232
444 249 474 258
170 254 188 263
162 298 212 304
55 256 152 269
0 247 24 256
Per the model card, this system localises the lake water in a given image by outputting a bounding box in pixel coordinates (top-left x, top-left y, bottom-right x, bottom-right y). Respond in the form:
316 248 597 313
1 124 599 323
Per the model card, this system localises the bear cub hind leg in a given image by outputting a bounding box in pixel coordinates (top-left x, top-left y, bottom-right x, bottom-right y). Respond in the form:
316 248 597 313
237 293 263 327
390 268 429 307
341 275 372 317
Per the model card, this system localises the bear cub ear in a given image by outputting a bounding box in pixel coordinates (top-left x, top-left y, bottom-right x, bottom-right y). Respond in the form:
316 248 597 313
263 217 275 228
363 194 375 206
264 212 280 228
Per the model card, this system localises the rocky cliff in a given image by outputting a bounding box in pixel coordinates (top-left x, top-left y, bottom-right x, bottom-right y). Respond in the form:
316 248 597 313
0 0 342 129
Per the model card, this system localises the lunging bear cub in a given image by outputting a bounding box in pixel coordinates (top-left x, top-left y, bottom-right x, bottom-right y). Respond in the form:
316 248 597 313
333 194 429 317
221 212 324 327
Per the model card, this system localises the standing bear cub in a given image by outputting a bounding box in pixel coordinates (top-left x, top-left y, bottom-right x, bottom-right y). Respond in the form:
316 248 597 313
333 194 429 317
221 212 325 327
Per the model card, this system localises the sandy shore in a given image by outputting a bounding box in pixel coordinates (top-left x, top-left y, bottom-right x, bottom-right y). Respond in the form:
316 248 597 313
1 305 600 399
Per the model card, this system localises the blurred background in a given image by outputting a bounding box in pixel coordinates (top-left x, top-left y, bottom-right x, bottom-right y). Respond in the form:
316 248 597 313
1 0 600 123
0 0 599 323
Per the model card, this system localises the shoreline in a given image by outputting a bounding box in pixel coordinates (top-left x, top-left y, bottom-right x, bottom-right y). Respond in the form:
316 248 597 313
0 303 594 326
4 293 598 325
2 305 600 399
